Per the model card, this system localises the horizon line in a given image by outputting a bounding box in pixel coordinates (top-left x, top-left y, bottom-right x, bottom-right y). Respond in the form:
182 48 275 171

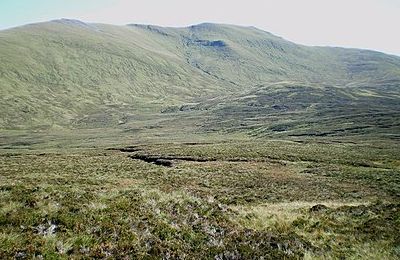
1 18 399 57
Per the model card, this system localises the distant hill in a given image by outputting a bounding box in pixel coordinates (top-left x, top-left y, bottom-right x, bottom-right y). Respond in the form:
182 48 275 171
0 19 399 138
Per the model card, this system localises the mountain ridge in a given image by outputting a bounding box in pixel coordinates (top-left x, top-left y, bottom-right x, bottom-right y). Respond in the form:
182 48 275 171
0 19 399 137
11 19 400 56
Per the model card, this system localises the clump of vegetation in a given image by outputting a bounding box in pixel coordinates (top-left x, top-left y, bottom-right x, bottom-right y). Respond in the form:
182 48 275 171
0 176 309 258
0 138 399 258
234 202 400 259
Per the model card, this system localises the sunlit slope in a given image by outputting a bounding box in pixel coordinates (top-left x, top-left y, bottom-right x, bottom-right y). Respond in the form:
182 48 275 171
177 23 400 85
0 19 399 130
0 20 224 128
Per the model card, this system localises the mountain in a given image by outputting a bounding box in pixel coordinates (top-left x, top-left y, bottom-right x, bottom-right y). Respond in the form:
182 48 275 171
1 19 399 139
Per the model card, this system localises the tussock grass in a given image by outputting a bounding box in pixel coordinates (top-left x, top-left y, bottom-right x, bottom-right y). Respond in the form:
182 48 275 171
1 139 399 258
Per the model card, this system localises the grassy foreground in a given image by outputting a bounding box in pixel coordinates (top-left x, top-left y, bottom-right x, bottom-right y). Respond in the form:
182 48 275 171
0 139 399 259
1 19 399 259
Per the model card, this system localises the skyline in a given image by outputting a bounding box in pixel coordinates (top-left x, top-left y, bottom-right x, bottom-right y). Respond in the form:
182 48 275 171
1 0 399 56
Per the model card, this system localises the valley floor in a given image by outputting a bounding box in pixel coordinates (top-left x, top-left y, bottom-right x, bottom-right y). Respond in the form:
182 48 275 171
0 137 399 259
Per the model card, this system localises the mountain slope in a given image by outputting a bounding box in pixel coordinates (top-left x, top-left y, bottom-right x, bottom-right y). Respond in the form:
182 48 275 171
0 19 399 133
176 81 400 140
0 20 224 128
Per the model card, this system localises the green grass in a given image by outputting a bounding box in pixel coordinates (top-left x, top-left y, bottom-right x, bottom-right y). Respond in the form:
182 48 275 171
1 139 399 258
1 19 400 259
1 20 399 132
235 201 400 259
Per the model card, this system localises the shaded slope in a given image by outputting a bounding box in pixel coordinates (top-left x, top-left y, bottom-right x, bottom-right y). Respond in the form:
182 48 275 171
168 81 400 140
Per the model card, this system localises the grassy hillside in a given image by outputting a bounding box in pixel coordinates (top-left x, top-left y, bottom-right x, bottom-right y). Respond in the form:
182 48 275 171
0 19 399 133
1 20 400 259
165 81 400 141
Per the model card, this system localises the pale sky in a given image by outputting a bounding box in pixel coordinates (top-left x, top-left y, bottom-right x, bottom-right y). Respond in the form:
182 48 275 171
1 0 399 56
